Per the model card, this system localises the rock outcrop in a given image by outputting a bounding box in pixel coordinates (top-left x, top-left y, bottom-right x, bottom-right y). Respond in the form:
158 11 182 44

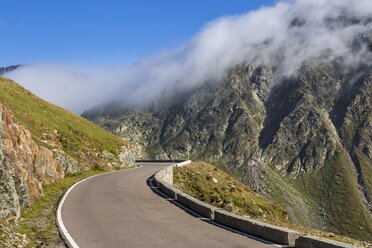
103 146 135 168
0 104 65 221
0 103 135 223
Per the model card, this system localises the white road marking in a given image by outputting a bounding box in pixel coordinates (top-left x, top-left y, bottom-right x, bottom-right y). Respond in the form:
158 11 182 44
57 165 142 248
58 164 286 248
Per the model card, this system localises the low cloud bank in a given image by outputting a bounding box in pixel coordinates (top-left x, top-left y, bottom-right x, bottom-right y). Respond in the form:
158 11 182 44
5 0 372 114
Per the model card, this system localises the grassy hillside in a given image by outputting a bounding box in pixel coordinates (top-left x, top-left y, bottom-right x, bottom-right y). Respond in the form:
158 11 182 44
0 76 129 164
174 161 367 246
0 76 133 247
174 161 289 223
293 147 372 241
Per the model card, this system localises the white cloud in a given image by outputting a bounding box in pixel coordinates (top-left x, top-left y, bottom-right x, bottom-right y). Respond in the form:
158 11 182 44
5 0 372 114
5 64 127 113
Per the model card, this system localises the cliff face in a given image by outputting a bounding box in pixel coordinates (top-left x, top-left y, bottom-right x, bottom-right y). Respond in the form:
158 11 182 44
0 103 65 221
83 62 372 241
0 102 135 223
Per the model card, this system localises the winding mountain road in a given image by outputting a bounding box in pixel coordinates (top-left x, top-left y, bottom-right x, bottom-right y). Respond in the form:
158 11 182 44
60 162 283 248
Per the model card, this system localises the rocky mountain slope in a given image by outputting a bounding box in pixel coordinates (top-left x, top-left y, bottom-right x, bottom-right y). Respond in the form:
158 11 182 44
83 61 372 241
0 65 22 75
0 76 135 225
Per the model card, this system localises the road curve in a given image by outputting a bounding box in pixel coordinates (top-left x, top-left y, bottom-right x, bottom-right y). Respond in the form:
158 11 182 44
61 162 277 248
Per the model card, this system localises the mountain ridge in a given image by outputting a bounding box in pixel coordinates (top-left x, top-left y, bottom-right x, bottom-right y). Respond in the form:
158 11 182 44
83 61 372 241
0 65 22 75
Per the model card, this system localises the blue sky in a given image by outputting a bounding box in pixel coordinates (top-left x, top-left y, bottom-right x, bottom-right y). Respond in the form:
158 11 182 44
0 0 276 66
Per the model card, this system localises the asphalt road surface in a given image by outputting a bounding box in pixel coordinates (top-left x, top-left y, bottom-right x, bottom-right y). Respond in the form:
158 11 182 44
61 162 280 248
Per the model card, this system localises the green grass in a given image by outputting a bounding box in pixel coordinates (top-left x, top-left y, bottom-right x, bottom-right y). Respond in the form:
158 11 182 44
0 76 129 163
293 146 372 242
174 161 289 223
12 166 133 247
174 161 368 247
262 165 315 225
0 76 133 246
357 150 372 204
